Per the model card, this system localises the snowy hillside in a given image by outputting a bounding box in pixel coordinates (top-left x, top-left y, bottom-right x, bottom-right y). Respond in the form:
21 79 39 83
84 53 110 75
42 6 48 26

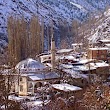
0 0 110 33
0 0 110 50
90 8 110 43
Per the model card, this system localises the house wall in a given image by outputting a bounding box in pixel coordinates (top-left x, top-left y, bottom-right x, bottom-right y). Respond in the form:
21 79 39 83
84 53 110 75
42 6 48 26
53 88 83 99
40 55 51 63
69 78 88 88
88 49 107 61
15 76 19 94
19 76 28 96
73 45 82 53
96 67 109 75
82 69 96 74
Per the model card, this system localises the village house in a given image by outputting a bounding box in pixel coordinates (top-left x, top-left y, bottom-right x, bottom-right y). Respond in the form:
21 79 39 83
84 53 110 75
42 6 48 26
90 61 109 80
59 55 78 64
56 49 74 55
52 83 83 99
63 69 89 87
69 59 109 81
72 43 83 53
88 47 109 61
88 39 110 48
99 39 110 47
105 43 110 48
39 51 78 68
40 54 51 63
59 63 89 87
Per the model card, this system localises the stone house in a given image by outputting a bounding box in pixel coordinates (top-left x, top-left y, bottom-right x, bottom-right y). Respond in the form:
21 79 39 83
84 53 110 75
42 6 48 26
52 83 83 99
88 48 108 61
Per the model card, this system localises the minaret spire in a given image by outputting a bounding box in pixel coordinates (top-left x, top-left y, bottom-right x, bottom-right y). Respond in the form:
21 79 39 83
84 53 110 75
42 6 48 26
51 21 55 70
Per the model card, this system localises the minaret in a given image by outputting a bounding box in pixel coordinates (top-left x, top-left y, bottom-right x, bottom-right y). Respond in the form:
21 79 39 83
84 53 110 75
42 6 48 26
51 36 56 70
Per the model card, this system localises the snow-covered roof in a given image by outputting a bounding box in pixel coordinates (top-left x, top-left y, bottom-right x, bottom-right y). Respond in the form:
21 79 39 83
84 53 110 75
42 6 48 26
78 59 94 64
73 65 96 71
60 55 77 61
99 39 110 43
15 58 46 72
60 64 74 69
52 83 82 92
57 49 73 54
73 61 109 71
62 69 88 79
9 95 24 101
40 54 51 58
28 72 60 81
89 47 109 50
26 100 48 109
27 100 45 106
72 43 83 46
90 62 109 68
107 76 110 80
105 44 110 47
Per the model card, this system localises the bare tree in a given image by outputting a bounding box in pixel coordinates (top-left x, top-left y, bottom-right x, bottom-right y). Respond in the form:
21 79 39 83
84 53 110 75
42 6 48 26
0 66 22 110
7 15 44 65
78 83 110 110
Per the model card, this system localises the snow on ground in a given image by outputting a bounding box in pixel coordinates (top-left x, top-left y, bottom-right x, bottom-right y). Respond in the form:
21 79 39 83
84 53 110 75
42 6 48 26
9 95 49 110
70 1 86 12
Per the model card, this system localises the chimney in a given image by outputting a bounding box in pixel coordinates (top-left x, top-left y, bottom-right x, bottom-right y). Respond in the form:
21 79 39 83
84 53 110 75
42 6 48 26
51 36 56 70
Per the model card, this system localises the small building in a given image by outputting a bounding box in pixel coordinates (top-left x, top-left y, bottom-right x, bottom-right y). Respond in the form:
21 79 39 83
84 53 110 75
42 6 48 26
89 39 110 48
59 55 78 64
68 59 97 74
72 43 83 52
76 60 109 75
104 44 110 48
99 39 110 47
62 68 89 87
40 54 51 63
88 48 109 61
90 61 109 80
56 49 74 55
52 83 83 99
71 59 109 81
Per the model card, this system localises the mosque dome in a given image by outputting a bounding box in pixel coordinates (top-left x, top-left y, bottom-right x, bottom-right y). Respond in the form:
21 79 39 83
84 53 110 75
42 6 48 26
15 58 46 73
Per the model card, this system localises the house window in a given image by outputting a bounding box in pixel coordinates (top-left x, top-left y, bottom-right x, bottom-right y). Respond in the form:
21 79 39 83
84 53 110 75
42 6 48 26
101 55 105 58
20 85 23 92
81 79 84 84
20 77 23 82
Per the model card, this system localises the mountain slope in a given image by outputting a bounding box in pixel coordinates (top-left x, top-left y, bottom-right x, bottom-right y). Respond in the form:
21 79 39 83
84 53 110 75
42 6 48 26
0 0 110 51
0 0 110 33
89 8 110 43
